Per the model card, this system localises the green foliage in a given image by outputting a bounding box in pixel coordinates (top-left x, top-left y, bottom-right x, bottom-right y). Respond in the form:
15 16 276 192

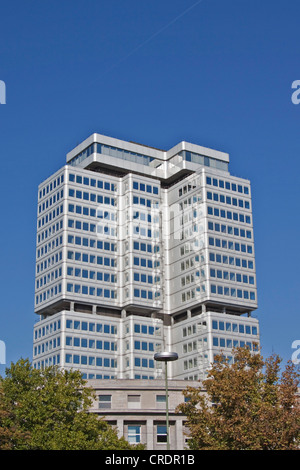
0 358 144 450
0 379 30 449
178 347 300 450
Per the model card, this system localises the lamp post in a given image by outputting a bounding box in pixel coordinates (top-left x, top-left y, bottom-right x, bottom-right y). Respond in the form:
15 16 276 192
154 351 178 450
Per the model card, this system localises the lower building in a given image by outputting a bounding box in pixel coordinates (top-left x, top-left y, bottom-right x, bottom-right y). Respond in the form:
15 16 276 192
87 378 200 450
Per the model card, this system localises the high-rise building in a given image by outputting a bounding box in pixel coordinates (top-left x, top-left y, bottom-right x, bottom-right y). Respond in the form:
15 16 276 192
33 133 259 382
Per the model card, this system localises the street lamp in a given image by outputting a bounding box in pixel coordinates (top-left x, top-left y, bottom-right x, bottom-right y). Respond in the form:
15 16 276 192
154 351 178 450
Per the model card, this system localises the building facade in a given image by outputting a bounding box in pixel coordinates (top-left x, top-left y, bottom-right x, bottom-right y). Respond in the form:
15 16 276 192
33 133 259 382
87 378 201 450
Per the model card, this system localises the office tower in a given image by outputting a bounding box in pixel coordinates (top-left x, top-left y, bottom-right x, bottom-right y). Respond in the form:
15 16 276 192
33 133 259 381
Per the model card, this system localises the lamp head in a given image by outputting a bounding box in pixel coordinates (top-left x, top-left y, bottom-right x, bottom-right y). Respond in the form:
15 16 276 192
154 352 178 362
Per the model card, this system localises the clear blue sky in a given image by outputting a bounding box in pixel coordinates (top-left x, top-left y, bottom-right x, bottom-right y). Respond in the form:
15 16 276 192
0 0 299 375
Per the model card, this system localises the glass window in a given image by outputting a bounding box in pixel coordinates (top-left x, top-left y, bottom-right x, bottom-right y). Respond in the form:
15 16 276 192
127 396 141 410
99 395 111 409
157 425 167 443
156 395 166 403
65 354 72 363
141 325 147 334
142 358 148 367
81 355 87 365
128 425 141 444
73 355 80 364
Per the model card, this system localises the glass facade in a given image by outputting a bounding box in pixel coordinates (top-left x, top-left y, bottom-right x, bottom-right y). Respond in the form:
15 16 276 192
181 150 228 172
69 142 156 167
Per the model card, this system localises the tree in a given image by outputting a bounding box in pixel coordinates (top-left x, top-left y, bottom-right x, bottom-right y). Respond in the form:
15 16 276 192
0 359 144 450
178 347 300 450
0 380 30 449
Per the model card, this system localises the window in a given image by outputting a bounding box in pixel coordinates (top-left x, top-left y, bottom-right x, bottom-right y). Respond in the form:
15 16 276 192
99 395 111 409
128 425 141 444
127 395 141 409
65 354 72 363
141 325 147 334
157 425 167 443
156 395 166 407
